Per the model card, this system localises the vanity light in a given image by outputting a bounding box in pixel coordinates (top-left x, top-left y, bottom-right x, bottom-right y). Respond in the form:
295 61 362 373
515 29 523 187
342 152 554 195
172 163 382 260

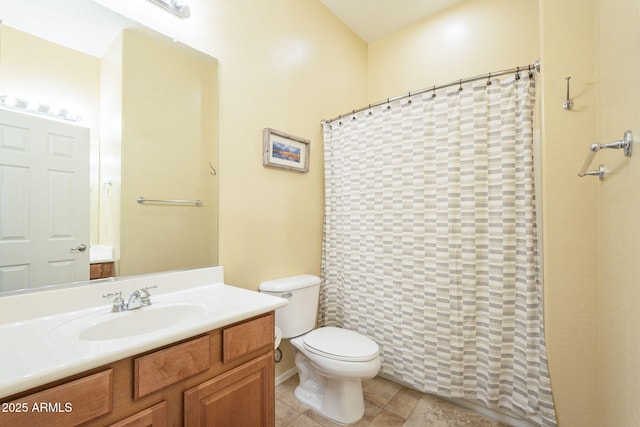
2 96 17 108
0 95 82 122
26 100 40 112
147 0 191 19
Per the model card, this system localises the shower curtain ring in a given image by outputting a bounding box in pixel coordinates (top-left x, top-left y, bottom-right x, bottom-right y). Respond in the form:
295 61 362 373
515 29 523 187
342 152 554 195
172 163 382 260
487 73 492 86
432 86 436 98
407 92 412 104
515 66 521 80
458 79 463 91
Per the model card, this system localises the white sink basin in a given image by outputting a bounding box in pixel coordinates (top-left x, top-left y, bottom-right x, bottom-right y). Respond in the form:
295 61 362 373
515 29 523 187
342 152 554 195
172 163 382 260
79 304 206 341
50 303 207 342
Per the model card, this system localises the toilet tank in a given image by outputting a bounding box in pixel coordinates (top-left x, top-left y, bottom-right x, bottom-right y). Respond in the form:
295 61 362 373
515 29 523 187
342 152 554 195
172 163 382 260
259 275 321 338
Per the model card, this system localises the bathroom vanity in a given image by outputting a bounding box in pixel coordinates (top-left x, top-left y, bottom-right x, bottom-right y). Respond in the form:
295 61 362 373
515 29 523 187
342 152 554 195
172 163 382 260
0 267 286 426
89 245 116 280
89 262 115 280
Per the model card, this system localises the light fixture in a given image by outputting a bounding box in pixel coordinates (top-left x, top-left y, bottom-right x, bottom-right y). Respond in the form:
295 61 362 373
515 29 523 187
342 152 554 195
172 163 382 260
147 0 191 19
0 95 82 122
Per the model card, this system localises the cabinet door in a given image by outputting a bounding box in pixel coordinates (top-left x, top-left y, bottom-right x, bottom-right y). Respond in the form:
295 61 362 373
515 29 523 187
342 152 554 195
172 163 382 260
89 263 102 279
184 353 274 427
101 262 114 277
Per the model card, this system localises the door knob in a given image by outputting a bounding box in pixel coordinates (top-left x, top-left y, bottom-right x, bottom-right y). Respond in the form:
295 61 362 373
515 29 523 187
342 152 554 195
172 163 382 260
71 243 87 252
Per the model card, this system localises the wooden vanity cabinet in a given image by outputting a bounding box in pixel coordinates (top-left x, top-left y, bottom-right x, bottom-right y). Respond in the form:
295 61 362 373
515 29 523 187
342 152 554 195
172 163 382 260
90 262 115 279
0 312 275 427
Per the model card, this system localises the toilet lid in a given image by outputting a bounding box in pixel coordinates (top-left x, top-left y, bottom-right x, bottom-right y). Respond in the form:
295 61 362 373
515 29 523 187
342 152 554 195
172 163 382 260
303 327 379 362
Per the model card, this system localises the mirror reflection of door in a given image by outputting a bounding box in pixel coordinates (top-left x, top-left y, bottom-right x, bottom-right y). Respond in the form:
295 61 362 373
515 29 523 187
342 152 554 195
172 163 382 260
0 109 89 292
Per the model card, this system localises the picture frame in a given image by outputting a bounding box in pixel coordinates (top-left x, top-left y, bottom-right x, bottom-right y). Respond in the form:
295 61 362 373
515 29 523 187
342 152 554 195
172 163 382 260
263 128 310 173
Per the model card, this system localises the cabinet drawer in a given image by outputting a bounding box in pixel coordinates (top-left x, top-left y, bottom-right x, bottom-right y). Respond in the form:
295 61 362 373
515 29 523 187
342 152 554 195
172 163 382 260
134 336 210 400
0 369 112 427
109 401 167 427
222 314 273 363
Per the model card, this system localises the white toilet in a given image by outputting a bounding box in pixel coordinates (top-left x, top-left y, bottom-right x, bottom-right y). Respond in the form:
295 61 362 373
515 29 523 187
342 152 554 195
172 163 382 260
259 275 380 425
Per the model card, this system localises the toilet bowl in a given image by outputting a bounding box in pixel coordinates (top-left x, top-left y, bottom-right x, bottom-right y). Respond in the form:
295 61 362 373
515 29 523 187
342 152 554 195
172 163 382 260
290 327 380 424
259 275 381 425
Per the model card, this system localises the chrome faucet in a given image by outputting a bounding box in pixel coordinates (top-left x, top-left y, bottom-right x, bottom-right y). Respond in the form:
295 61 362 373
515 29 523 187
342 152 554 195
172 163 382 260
126 286 156 310
103 285 157 312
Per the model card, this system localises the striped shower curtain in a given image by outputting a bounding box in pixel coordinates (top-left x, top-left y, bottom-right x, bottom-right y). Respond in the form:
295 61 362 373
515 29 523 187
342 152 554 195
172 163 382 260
319 72 556 426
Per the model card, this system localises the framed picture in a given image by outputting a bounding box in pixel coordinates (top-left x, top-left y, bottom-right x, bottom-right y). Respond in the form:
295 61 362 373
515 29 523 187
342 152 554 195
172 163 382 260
263 128 310 173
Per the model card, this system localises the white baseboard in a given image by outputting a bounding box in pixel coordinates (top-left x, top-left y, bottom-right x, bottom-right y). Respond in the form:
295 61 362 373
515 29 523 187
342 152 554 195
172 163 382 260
275 367 298 386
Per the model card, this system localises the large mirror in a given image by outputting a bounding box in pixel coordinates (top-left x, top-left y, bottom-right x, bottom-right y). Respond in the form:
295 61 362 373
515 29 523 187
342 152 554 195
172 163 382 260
0 0 219 294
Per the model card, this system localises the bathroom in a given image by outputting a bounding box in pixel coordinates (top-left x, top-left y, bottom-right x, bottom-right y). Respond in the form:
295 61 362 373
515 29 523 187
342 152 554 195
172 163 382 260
0 0 639 426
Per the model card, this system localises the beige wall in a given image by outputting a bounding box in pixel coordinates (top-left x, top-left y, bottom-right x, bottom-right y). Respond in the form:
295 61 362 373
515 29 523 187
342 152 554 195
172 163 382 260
118 30 218 276
0 26 100 131
540 0 640 424
368 0 539 102
539 0 600 425
210 1 367 375
597 0 640 425
207 1 367 290
99 33 123 259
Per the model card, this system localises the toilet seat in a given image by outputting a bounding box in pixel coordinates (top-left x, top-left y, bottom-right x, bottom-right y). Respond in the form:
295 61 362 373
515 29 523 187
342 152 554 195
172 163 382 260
303 327 379 362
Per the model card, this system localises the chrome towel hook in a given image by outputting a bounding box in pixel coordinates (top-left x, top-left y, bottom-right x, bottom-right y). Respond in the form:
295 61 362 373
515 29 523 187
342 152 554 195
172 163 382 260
563 76 574 110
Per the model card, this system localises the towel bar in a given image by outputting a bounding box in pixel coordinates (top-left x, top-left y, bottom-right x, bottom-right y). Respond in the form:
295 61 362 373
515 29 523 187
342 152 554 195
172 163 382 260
137 197 202 206
578 130 633 179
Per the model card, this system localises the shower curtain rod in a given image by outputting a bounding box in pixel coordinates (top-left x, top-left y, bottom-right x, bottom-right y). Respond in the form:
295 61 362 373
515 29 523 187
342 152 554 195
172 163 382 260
321 60 540 124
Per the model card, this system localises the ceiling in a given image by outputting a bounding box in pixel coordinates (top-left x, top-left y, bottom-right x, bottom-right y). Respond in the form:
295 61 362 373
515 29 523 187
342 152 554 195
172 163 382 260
0 0 137 57
319 0 465 43
1 0 466 57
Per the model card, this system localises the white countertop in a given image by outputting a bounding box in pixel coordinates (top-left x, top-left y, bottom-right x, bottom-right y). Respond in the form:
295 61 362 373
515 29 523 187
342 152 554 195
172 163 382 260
0 266 287 398
89 244 115 263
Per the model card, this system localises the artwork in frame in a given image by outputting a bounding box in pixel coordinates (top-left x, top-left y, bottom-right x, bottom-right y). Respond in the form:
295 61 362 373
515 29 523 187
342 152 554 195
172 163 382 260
263 128 310 173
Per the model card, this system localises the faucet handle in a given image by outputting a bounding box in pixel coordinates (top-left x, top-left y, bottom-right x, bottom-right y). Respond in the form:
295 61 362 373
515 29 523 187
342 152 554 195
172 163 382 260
102 291 125 312
139 285 157 298
102 291 122 299
139 285 157 306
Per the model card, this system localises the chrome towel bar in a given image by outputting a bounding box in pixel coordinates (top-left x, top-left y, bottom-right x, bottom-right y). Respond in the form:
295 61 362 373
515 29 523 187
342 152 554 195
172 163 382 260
578 130 633 180
137 196 202 206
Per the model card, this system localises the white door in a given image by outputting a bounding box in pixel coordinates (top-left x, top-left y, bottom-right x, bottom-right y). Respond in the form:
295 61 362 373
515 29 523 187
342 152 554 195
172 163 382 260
0 109 90 292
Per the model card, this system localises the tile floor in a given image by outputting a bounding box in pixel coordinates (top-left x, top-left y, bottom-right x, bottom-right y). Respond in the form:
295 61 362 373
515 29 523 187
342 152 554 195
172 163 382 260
276 375 508 426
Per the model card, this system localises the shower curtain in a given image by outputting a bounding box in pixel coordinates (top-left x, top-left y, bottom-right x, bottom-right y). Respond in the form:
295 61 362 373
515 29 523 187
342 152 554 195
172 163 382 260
320 72 556 426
